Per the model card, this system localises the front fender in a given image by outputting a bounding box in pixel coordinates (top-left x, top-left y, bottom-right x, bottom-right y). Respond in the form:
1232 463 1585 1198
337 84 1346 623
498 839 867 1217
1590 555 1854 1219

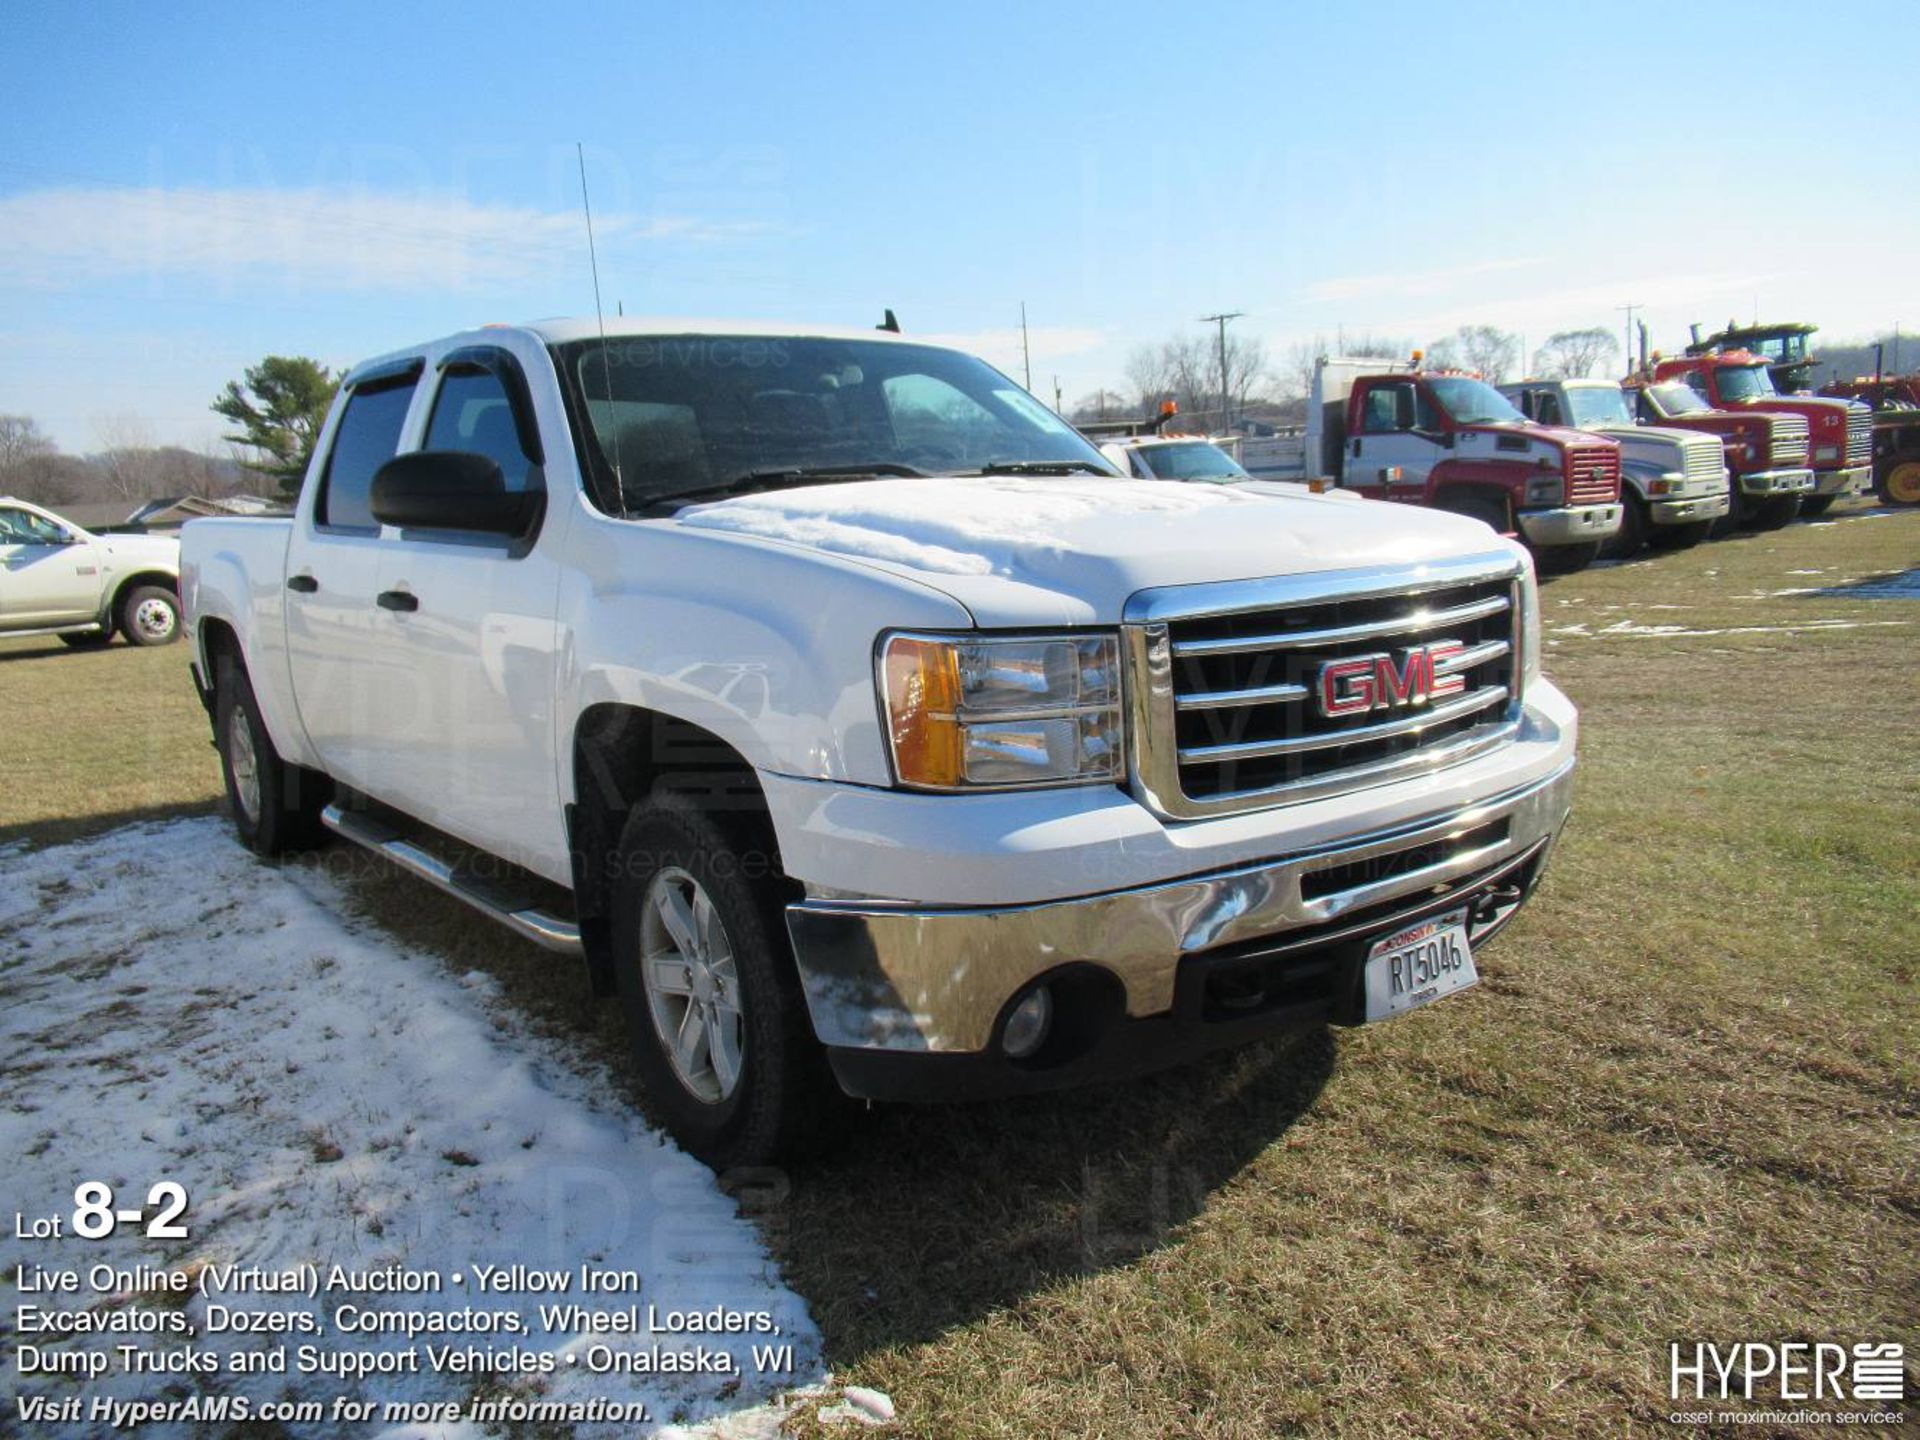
557 520 975 799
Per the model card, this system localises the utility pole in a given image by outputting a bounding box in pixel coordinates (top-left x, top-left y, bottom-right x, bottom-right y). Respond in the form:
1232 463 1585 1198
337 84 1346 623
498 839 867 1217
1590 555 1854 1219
1053 376 1063 414
1200 311 1245 430
1617 302 1642 376
1020 301 1032 390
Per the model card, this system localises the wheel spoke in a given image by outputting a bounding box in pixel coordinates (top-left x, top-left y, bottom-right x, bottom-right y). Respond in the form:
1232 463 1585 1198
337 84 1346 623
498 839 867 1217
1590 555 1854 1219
674 1003 708 1074
654 883 700 957
693 889 725 961
708 1012 742 1094
648 955 694 996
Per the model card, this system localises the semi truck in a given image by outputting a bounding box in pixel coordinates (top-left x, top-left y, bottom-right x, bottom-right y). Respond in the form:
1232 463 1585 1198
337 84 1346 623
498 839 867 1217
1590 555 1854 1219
1650 351 1870 517
1252 357 1622 573
1497 379 1729 555
180 319 1578 1166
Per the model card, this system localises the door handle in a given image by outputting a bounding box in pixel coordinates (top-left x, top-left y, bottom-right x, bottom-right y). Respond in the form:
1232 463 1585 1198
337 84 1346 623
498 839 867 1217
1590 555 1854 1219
1351 437 1362 457
376 589 418 613
286 574 318 594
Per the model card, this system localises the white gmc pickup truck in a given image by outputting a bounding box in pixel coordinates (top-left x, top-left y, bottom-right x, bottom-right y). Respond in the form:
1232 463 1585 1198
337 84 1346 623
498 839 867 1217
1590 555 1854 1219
181 320 1578 1165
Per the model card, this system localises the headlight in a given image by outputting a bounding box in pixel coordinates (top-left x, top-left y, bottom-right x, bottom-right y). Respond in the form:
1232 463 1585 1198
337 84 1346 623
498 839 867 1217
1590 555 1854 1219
1520 566 1542 695
1525 474 1564 506
880 632 1124 789
1647 470 1685 496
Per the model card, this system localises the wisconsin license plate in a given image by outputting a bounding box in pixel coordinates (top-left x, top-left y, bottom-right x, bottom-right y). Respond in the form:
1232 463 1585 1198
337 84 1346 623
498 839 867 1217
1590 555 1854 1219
1363 908 1478 1021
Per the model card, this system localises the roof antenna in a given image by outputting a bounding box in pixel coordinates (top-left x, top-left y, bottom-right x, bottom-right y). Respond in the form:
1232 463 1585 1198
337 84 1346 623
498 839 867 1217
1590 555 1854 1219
577 142 626 516
877 308 900 333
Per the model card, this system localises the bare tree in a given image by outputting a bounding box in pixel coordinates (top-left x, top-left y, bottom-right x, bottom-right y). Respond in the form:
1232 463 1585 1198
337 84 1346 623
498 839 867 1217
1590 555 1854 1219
1426 325 1521 383
1070 389 1129 423
1533 328 1620 380
92 413 166 502
1277 334 1412 401
0 414 80 505
1123 344 1172 414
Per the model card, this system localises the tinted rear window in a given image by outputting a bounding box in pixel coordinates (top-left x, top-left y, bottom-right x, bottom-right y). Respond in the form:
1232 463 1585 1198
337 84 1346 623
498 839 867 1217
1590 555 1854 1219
320 378 417 529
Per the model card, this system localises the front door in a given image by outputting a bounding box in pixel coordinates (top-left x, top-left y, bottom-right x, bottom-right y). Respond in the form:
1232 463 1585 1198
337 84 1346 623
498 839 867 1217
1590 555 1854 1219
1346 382 1443 504
366 348 567 879
0 505 103 626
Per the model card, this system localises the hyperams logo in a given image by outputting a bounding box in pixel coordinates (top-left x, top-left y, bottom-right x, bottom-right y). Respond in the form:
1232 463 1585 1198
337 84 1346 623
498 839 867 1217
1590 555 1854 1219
1667 1340 1906 1422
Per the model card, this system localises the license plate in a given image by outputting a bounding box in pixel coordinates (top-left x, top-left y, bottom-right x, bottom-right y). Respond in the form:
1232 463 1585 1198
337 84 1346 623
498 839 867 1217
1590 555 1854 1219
1363 908 1477 1021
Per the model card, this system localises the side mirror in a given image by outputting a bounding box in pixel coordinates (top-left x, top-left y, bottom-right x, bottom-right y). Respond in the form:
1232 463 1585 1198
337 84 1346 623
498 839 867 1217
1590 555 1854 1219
1394 389 1418 431
369 451 542 537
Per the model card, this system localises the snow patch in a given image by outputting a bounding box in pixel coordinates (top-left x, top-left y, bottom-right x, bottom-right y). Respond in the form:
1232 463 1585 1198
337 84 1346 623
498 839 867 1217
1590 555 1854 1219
0 819 822 1438
675 475 1258 576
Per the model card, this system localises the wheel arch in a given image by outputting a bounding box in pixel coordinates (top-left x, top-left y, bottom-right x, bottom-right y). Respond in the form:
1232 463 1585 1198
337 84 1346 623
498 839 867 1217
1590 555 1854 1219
105 569 180 629
568 703 783 992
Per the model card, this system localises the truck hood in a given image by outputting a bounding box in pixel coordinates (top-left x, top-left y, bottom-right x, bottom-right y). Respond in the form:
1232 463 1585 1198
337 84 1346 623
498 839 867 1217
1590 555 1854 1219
673 475 1517 627
1581 422 1708 464
94 531 180 568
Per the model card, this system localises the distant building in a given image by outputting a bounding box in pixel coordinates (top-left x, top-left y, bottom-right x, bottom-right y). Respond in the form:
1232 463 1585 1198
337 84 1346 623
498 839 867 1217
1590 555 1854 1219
62 495 288 534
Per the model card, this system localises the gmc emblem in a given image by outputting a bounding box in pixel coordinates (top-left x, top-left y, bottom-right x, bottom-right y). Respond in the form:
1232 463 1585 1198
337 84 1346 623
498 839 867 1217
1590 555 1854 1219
1316 642 1468 718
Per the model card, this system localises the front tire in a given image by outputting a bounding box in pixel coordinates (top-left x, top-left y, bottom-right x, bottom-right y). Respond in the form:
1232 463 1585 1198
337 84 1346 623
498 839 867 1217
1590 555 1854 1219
59 630 113 649
1601 493 1648 559
215 658 330 856
1648 518 1712 551
120 585 180 646
1798 494 1837 518
1751 496 1799 530
610 792 841 1168
1535 541 1601 575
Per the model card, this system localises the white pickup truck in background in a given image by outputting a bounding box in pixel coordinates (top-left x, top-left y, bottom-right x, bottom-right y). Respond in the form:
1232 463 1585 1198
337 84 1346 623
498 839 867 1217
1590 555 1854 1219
0 497 183 647
181 320 1579 1166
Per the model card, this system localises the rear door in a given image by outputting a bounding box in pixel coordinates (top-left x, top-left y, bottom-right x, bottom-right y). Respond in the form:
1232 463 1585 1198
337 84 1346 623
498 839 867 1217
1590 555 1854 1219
282 361 422 795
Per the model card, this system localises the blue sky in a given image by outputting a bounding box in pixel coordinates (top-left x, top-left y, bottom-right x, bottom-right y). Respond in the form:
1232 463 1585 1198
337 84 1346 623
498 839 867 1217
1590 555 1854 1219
3 0 1915 452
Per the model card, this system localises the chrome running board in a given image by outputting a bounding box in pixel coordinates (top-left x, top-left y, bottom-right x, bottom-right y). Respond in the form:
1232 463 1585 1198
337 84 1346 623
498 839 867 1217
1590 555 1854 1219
320 804 581 955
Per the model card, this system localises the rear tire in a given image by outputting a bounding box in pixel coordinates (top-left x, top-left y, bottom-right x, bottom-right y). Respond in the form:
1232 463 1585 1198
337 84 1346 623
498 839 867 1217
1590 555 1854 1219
215 658 331 856
120 585 180 647
1798 494 1837 518
1881 457 1920 506
610 791 844 1169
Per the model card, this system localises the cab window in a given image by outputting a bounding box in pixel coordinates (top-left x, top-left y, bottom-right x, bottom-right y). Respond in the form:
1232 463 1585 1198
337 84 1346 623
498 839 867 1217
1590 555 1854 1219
0 506 70 544
1361 385 1406 433
318 374 418 530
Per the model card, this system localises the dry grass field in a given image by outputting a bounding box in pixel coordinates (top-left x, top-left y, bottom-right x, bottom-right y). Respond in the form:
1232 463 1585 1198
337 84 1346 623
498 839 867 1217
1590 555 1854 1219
3 504 1915 1437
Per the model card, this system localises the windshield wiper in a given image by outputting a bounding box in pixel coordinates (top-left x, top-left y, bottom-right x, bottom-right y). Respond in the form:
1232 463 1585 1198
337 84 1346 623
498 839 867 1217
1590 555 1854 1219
648 463 928 509
975 459 1113 476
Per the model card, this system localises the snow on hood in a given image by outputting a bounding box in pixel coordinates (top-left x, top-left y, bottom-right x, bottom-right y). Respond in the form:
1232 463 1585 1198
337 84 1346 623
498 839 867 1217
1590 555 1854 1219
674 476 1513 627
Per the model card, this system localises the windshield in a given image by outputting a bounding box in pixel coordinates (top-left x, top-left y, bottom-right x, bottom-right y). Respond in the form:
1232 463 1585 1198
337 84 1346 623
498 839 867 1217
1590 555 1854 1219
1426 376 1527 425
554 335 1113 508
1648 382 1711 416
1564 385 1634 427
1136 441 1250 482
1715 364 1777 402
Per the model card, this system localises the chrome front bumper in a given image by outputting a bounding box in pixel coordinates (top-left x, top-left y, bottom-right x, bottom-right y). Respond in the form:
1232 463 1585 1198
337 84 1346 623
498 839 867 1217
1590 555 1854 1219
1650 489 1732 525
1515 503 1621 546
785 759 1575 1060
1812 464 1872 497
1739 467 1815 496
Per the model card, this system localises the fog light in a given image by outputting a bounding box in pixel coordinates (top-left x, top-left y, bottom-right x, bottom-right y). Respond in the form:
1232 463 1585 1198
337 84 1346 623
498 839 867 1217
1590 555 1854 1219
1001 986 1054 1059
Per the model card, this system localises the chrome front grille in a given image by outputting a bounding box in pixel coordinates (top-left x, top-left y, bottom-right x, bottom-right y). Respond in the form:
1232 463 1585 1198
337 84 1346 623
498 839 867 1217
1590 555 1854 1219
1846 407 1872 465
1566 446 1619 505
1124 554 1525 821
1681 434 1724 484
1769 414 1810 467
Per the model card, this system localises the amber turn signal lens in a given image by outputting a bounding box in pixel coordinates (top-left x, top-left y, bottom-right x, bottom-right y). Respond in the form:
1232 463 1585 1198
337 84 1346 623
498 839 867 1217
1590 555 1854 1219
883 637 964 787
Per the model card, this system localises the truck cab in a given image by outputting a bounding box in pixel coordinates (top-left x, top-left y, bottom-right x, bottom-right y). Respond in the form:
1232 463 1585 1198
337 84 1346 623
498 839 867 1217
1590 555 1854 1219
1328 360 1622 573
0 497 182 647
1498 378 1729 554
1098 434 1250 482
1652 351 1870 516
